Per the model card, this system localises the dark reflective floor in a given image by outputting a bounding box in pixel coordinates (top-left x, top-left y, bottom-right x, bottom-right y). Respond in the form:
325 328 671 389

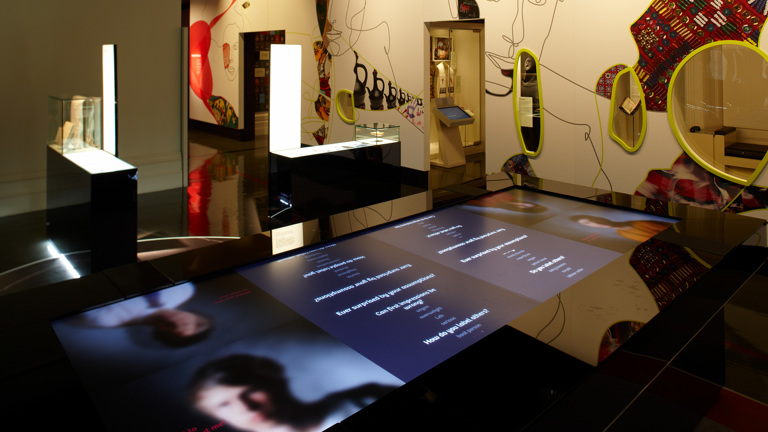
0 128 485 295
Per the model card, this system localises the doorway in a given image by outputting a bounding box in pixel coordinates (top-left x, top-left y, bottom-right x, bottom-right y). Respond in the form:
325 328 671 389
426 20 485 187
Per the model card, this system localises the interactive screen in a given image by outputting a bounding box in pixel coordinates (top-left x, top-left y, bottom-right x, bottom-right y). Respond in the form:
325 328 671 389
52 187 675 431
437 105 471 120
52 274 403 432
238 188 675 381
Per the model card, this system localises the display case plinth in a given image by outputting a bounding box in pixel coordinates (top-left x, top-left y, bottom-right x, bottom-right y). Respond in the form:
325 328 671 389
46 146 137 274
269 140 401 223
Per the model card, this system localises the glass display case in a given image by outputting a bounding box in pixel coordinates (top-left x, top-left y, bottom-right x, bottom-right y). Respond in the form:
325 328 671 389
354 123 400 144
47 95 102 154
46 95 135 274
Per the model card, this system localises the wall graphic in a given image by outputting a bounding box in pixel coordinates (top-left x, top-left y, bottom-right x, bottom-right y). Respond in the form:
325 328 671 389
190 0 427 169
309 0 334 144
479 0 768 220
590 1 768 114
625 0 767 111
485 0 563 97
186 0 768 223
324 1 425 133
483 0 615 190
623 1 768 210
503 154 536 177
190 0 241 127
307 0 426 143
352 51 424 130
595 64 627 100
208 95 239 128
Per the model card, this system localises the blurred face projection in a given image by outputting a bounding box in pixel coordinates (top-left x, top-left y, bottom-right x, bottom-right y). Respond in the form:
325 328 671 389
196 385 276 431
52 187 675 431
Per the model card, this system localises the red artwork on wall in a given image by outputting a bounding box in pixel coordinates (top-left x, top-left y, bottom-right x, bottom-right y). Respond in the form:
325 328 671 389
189 0 237 120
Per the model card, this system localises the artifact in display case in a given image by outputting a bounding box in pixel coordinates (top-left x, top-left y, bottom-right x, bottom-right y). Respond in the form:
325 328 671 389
354 123 400 144
46 95 136 274
48 95 103 154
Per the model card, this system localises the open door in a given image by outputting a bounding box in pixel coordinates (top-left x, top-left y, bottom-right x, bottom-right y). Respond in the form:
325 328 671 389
427 21 485 172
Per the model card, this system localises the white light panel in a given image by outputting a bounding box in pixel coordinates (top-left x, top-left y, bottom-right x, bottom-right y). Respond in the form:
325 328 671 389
269 44 302 152
102 44 117 156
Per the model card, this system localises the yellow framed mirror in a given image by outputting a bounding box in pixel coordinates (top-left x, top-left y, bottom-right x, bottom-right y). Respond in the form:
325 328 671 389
336 89 355 124
513 49 543 157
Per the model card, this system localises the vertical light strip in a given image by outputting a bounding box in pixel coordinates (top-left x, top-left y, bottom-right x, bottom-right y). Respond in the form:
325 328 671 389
102 44 117 156
269 44 302 152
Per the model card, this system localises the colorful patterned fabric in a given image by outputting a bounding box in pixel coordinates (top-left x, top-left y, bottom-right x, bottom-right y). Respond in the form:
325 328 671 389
595 64 627 99
630 0 767 111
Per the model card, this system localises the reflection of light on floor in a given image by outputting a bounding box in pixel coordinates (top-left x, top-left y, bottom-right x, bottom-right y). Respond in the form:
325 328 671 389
136 236 235 261
138 236 238 242
46 241 80 279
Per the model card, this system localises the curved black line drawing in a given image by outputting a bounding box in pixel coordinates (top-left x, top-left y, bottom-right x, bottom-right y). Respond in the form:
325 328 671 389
326 0 395 86
485 0 563 97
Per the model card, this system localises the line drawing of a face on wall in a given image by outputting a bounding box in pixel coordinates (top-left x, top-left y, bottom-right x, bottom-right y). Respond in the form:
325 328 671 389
323 0 375 58
486 0 564 95
222 24 240 81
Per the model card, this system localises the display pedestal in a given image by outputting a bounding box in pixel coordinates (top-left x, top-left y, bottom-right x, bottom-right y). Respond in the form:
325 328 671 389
431 99 475 168
269 140 401 223
432 124 467 168
46 146 137 274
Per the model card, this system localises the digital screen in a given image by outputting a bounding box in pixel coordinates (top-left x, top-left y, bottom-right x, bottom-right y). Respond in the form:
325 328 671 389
52 274 403 432
52 187 675 431
238 188 675 381
437 106 471 120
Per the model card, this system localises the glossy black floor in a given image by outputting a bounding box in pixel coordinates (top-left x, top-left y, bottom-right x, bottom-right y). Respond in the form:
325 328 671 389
0 129 485 296
3 130 767 430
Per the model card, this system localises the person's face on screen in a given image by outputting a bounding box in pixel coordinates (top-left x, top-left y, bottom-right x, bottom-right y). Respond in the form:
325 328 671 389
196 384 276 431
575 218 613 229
153 309 209 338
510 201 535 209
500 200 547 213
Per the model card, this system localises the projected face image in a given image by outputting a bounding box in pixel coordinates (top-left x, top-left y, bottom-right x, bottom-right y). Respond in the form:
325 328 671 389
568 215 672 243
189 353 395 432
148 309 212 341
190 355 294 432
573 217 613 229
501 200 547 213
196 384 276 431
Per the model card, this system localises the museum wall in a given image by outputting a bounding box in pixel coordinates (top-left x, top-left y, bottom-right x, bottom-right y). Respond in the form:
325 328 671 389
189 0 429 170
430 0 768 224
0 0 183 217
191 0 768 222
